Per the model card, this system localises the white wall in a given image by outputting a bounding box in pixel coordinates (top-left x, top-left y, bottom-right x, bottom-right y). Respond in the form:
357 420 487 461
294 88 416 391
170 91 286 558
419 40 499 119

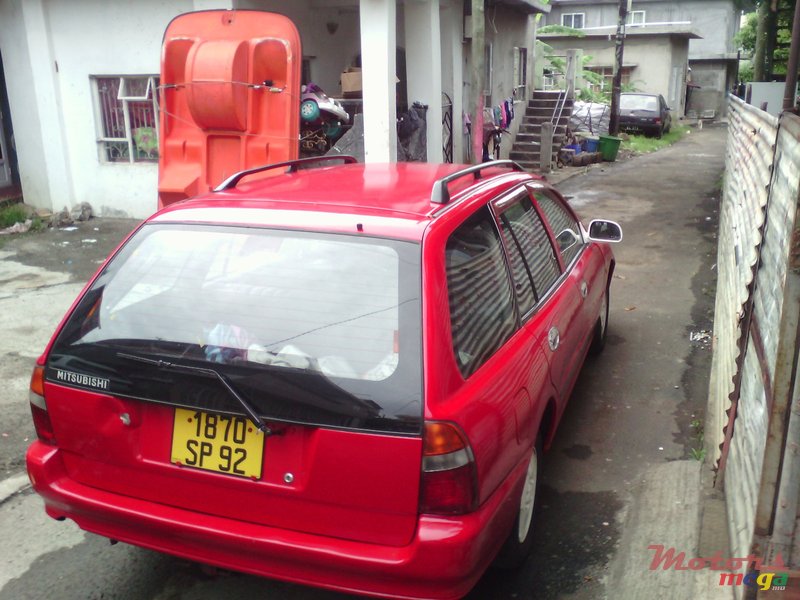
49 0 198 217
0 0 54 210
0 0 367 218
246 0 362 95
0 0 205 218
543 34 684 106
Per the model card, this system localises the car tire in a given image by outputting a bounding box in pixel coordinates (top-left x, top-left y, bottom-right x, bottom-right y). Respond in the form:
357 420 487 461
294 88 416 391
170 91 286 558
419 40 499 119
300 99 320 122
589 285 609 355
494 437 541 570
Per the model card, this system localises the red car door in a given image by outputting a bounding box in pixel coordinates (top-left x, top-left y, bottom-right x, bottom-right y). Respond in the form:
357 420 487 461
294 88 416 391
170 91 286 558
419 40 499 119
491 188 584 410
527 186 593 405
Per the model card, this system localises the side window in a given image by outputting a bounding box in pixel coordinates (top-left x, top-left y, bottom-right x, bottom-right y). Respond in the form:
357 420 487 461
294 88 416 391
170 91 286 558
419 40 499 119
495 194 560 314
446 207 516 378
533 190 584 267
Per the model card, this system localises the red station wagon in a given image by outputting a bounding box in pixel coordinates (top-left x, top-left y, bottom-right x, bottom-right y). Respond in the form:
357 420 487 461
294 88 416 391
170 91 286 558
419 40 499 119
27 157 620 599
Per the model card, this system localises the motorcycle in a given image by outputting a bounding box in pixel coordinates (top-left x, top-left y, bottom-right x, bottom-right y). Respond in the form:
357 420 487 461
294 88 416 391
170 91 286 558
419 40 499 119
300 83 350 154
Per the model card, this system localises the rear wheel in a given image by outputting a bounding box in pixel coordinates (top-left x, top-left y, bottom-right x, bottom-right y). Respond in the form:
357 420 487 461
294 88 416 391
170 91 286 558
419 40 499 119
494 438 541 569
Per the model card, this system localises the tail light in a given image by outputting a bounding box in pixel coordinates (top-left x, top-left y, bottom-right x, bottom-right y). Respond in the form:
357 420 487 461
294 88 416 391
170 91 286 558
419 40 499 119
30 365 56 445
419 421 477 515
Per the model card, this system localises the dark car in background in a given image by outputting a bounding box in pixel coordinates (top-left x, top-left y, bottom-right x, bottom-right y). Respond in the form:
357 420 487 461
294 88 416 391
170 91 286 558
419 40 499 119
619 93 672 138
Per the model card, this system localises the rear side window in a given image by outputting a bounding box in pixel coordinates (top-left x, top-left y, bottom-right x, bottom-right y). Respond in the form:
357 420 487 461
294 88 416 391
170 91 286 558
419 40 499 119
446 206 516 378
496 194 561 312
533 190 584 267
48 224 423 435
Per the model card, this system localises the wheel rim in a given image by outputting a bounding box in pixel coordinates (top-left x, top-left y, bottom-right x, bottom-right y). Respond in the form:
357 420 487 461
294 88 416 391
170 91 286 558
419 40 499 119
300 100 320 122
517 447 538 542
599 293 608 337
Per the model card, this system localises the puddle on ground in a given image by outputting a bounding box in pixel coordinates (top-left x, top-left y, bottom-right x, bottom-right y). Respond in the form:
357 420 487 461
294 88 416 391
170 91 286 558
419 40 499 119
468 487 623 600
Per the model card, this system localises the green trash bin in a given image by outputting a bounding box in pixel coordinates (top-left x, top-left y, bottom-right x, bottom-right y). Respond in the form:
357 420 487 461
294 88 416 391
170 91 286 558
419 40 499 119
598 134 622 162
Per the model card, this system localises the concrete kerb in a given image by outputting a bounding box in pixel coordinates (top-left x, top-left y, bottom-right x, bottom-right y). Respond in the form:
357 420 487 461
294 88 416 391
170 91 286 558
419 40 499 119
0 472 31 504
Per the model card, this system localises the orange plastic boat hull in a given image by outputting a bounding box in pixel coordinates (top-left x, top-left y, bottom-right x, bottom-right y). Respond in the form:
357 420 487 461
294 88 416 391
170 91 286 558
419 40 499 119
158 10 301 207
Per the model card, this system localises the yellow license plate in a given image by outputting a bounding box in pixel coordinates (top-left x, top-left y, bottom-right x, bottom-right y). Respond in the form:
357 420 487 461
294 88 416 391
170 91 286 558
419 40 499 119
171 408 265 479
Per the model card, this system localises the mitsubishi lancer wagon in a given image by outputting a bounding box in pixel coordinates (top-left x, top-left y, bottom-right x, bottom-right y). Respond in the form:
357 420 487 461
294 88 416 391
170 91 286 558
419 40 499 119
27 157 620 599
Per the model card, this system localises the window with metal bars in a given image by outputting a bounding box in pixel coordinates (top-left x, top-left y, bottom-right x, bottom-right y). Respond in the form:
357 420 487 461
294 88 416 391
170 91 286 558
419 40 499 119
92 76 159 163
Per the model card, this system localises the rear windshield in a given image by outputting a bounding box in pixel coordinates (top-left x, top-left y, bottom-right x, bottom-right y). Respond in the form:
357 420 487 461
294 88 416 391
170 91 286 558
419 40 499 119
620 95 658 111
47 223 423 435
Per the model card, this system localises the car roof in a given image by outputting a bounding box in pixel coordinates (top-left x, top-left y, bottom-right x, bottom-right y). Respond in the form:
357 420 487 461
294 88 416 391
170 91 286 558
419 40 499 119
150 162 541 241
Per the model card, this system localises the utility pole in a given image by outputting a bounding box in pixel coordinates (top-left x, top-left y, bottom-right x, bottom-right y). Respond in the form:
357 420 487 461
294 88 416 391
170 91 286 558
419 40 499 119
609 0 629 136
471 0 485 163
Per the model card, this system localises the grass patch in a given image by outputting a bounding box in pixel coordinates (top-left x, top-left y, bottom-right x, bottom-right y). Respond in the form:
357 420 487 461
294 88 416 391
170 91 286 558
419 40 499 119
689 418 706 462
0 204 28 228
622 125 692 154
0 203 44 236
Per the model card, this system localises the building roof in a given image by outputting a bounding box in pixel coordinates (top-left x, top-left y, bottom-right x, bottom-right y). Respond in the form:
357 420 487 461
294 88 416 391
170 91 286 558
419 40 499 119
496 0 552 14
539 24 702 40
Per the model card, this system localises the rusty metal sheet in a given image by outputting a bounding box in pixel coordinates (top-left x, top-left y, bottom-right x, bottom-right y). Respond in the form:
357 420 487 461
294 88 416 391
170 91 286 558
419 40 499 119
716 104 800 564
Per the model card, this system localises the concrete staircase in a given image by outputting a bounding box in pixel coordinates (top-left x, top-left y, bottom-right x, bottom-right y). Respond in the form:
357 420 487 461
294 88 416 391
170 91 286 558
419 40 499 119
509 90 573 172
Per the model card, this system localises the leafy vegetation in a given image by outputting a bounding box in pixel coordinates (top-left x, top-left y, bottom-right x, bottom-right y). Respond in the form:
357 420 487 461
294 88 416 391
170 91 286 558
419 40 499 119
537 24 586 37
577 81 643 104
689 419 706 462
621 125 692 154
0 203 43 233
536 38 642 104
0 204 28 228
736 0 797 80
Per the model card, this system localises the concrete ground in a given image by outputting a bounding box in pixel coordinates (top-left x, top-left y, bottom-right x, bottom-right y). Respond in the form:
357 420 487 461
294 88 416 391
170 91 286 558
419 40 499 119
0 126 731 599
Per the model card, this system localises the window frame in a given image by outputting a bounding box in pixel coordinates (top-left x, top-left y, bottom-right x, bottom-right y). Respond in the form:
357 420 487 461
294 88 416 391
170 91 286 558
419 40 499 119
527 184 586 271
561 12 585 29
627 10 646 26
513 46 528 99
491 189 562 320
92 75 160 164
445 205 518 379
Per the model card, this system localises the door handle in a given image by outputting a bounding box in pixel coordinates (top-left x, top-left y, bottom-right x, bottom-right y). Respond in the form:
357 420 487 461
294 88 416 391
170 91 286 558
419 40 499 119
548 327 560 351
580 281 588 299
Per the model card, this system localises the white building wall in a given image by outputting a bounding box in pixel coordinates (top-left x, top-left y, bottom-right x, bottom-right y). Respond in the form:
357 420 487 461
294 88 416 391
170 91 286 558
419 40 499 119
1 0 537 215
245 0 363 95
48 0 200 218
0 0 212 218
485 9 534 158
0 0 72 213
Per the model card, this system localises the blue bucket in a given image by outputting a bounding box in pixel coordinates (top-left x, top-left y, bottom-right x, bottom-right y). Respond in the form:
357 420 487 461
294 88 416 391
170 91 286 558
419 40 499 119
585 137 600 153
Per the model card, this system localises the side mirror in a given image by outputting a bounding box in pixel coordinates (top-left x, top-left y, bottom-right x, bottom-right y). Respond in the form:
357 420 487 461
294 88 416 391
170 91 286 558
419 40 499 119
587 219 623 243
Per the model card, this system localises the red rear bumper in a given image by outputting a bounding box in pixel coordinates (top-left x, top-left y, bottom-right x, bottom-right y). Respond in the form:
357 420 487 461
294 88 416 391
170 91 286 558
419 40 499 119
27 442 523 600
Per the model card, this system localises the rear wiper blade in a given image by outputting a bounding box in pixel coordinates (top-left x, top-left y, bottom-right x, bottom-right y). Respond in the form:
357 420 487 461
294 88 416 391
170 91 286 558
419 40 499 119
116 352 274 436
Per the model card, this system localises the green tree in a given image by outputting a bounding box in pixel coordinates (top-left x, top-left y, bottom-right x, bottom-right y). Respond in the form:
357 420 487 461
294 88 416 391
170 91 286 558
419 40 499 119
742 0 797 81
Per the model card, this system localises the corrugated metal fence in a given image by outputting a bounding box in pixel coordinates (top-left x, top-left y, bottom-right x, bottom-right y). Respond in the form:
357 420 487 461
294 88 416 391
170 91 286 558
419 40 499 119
711 95 800 592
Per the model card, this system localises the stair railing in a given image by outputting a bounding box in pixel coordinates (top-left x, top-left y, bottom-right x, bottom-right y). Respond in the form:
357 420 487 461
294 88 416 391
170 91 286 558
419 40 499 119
538 88 568 172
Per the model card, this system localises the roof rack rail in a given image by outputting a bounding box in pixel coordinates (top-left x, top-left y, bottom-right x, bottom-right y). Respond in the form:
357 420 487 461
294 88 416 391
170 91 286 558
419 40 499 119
214 155 358 192
430 160 525 205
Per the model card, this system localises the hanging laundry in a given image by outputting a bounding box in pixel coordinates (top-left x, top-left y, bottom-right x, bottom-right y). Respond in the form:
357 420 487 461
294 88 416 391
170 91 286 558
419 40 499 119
493 105 503 128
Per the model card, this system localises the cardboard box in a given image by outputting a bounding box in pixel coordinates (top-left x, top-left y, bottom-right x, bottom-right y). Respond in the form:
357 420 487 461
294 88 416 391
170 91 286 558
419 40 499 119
341 68 362 97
